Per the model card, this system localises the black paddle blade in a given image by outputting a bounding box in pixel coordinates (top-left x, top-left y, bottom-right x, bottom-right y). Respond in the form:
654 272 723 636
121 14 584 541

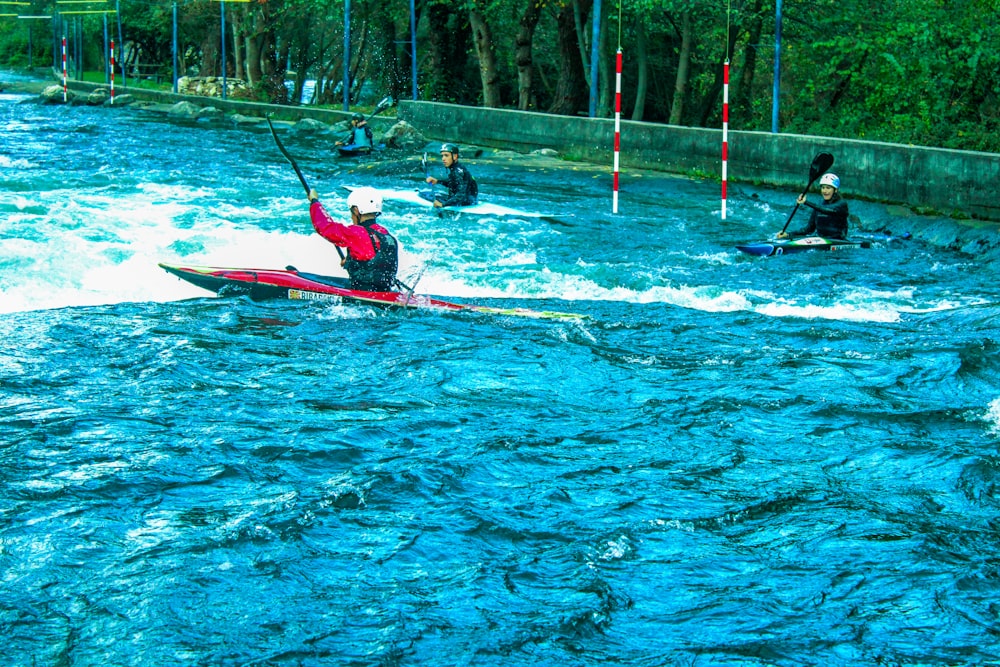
809 152 835 184
780 152 835 235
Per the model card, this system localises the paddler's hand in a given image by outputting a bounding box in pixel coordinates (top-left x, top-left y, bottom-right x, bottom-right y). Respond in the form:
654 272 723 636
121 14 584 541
775 231 789 239
308 188 319 203
425 176 438 185
433 200 443 208
796 194 807 205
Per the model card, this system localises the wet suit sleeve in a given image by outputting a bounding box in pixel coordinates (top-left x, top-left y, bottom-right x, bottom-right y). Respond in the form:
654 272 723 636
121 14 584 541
788 210 818 237
798 199 849 238
309 201 377 260
438 165 473 208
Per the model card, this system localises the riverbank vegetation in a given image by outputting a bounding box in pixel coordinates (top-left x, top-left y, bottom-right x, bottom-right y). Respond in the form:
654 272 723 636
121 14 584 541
2 0 998 152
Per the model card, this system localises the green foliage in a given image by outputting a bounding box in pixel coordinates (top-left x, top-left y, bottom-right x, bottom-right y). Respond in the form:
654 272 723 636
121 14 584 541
0 0 997 151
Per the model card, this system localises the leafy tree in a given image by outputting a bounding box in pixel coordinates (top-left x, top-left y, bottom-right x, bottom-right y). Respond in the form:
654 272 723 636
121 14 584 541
1 0 997 150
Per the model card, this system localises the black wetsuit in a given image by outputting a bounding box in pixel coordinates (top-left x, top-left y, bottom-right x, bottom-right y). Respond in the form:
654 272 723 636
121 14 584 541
437 162 478 207
342 223 399 291
789 196 849 239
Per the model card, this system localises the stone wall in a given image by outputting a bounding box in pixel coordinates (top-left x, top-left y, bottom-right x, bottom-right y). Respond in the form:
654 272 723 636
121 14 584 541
397 101 1000 222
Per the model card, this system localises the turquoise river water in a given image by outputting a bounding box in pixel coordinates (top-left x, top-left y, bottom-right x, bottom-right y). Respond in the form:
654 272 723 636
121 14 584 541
2 71 1000 666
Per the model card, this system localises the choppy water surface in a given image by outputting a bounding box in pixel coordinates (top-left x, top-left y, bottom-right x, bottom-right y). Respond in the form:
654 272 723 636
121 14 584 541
2 74 1000 666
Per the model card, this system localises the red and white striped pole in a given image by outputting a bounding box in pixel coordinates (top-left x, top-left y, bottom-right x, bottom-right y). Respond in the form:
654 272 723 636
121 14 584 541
110 40 115 105
61 36 67 102
613 47 623 214
721 59 730 220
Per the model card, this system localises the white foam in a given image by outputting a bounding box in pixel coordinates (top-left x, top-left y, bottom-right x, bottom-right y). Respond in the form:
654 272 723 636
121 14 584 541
986 399 1000 435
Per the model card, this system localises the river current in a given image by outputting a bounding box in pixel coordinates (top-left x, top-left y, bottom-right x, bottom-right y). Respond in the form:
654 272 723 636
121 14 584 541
2 71 1000 666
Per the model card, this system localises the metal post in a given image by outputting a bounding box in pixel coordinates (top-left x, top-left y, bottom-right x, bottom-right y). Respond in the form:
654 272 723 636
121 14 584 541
172 1 178 92
409 0 417 100
772 0 782 133
221 0 227 100
588 0 601 117
343 0 350 111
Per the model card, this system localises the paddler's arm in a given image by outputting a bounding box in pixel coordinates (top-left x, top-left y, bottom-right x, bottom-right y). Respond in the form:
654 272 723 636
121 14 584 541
308 189 351 245
307 189 376 259
776 194 814 238
802 198 848 216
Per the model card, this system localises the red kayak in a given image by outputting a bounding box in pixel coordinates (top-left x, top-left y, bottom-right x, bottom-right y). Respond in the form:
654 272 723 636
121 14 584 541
159 263 585 321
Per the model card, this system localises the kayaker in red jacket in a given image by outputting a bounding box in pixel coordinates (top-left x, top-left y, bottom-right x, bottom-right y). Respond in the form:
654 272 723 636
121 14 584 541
307 186 399 292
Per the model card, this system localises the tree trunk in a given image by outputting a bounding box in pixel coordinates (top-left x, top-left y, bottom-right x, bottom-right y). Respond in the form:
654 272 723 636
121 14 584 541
669 10 692 125
549 0 591 116
597 0 611 117
697 25 741 126
469 4 502 107
376 16 404 103
573 0 590 86
632 18 648 120
732 0 764 119
233 5 245 81
424 2 471 102
515 0 545 110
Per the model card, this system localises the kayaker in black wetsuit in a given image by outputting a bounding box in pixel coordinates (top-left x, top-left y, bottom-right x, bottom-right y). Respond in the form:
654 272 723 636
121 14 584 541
336 113 375 152
778 172 849 240
425 143 478 208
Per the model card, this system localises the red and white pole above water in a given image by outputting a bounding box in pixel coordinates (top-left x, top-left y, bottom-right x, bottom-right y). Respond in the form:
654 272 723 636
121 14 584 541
613 48 623 214
61 36 67 102
110 40 115 105
721 59 730 220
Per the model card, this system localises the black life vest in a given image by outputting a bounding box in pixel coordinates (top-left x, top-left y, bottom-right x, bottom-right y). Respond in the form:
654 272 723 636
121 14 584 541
343 222 398 292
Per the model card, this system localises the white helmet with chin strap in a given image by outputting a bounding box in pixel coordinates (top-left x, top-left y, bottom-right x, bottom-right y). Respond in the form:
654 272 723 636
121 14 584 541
819 173 840 189
346 186 383 216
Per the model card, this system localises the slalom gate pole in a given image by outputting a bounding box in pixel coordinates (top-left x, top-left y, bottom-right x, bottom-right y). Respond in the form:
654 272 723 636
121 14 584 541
613 48 622 214
110 40 115 105
61 36 67 102
721 59 729 220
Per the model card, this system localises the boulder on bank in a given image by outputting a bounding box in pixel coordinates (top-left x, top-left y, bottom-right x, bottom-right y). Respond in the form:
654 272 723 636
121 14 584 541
292 118 329 134
86 89 109 106
103 93 136 107
40 84 74 104
382 120 425 149
533 148 559 157
196 106 224 121
167 101 201 119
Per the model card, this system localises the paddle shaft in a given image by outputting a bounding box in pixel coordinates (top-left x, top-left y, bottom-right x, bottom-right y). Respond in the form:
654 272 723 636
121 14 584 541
364 96 393 124
780 152 834 235
266 115 345 261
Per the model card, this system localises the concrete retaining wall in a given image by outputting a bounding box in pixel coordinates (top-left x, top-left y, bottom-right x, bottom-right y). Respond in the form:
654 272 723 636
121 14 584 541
49 78 1000 223
398 101 1000 222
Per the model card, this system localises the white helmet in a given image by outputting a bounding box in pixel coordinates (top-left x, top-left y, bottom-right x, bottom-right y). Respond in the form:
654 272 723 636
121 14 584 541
346 186 383 215
819 173 840 189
